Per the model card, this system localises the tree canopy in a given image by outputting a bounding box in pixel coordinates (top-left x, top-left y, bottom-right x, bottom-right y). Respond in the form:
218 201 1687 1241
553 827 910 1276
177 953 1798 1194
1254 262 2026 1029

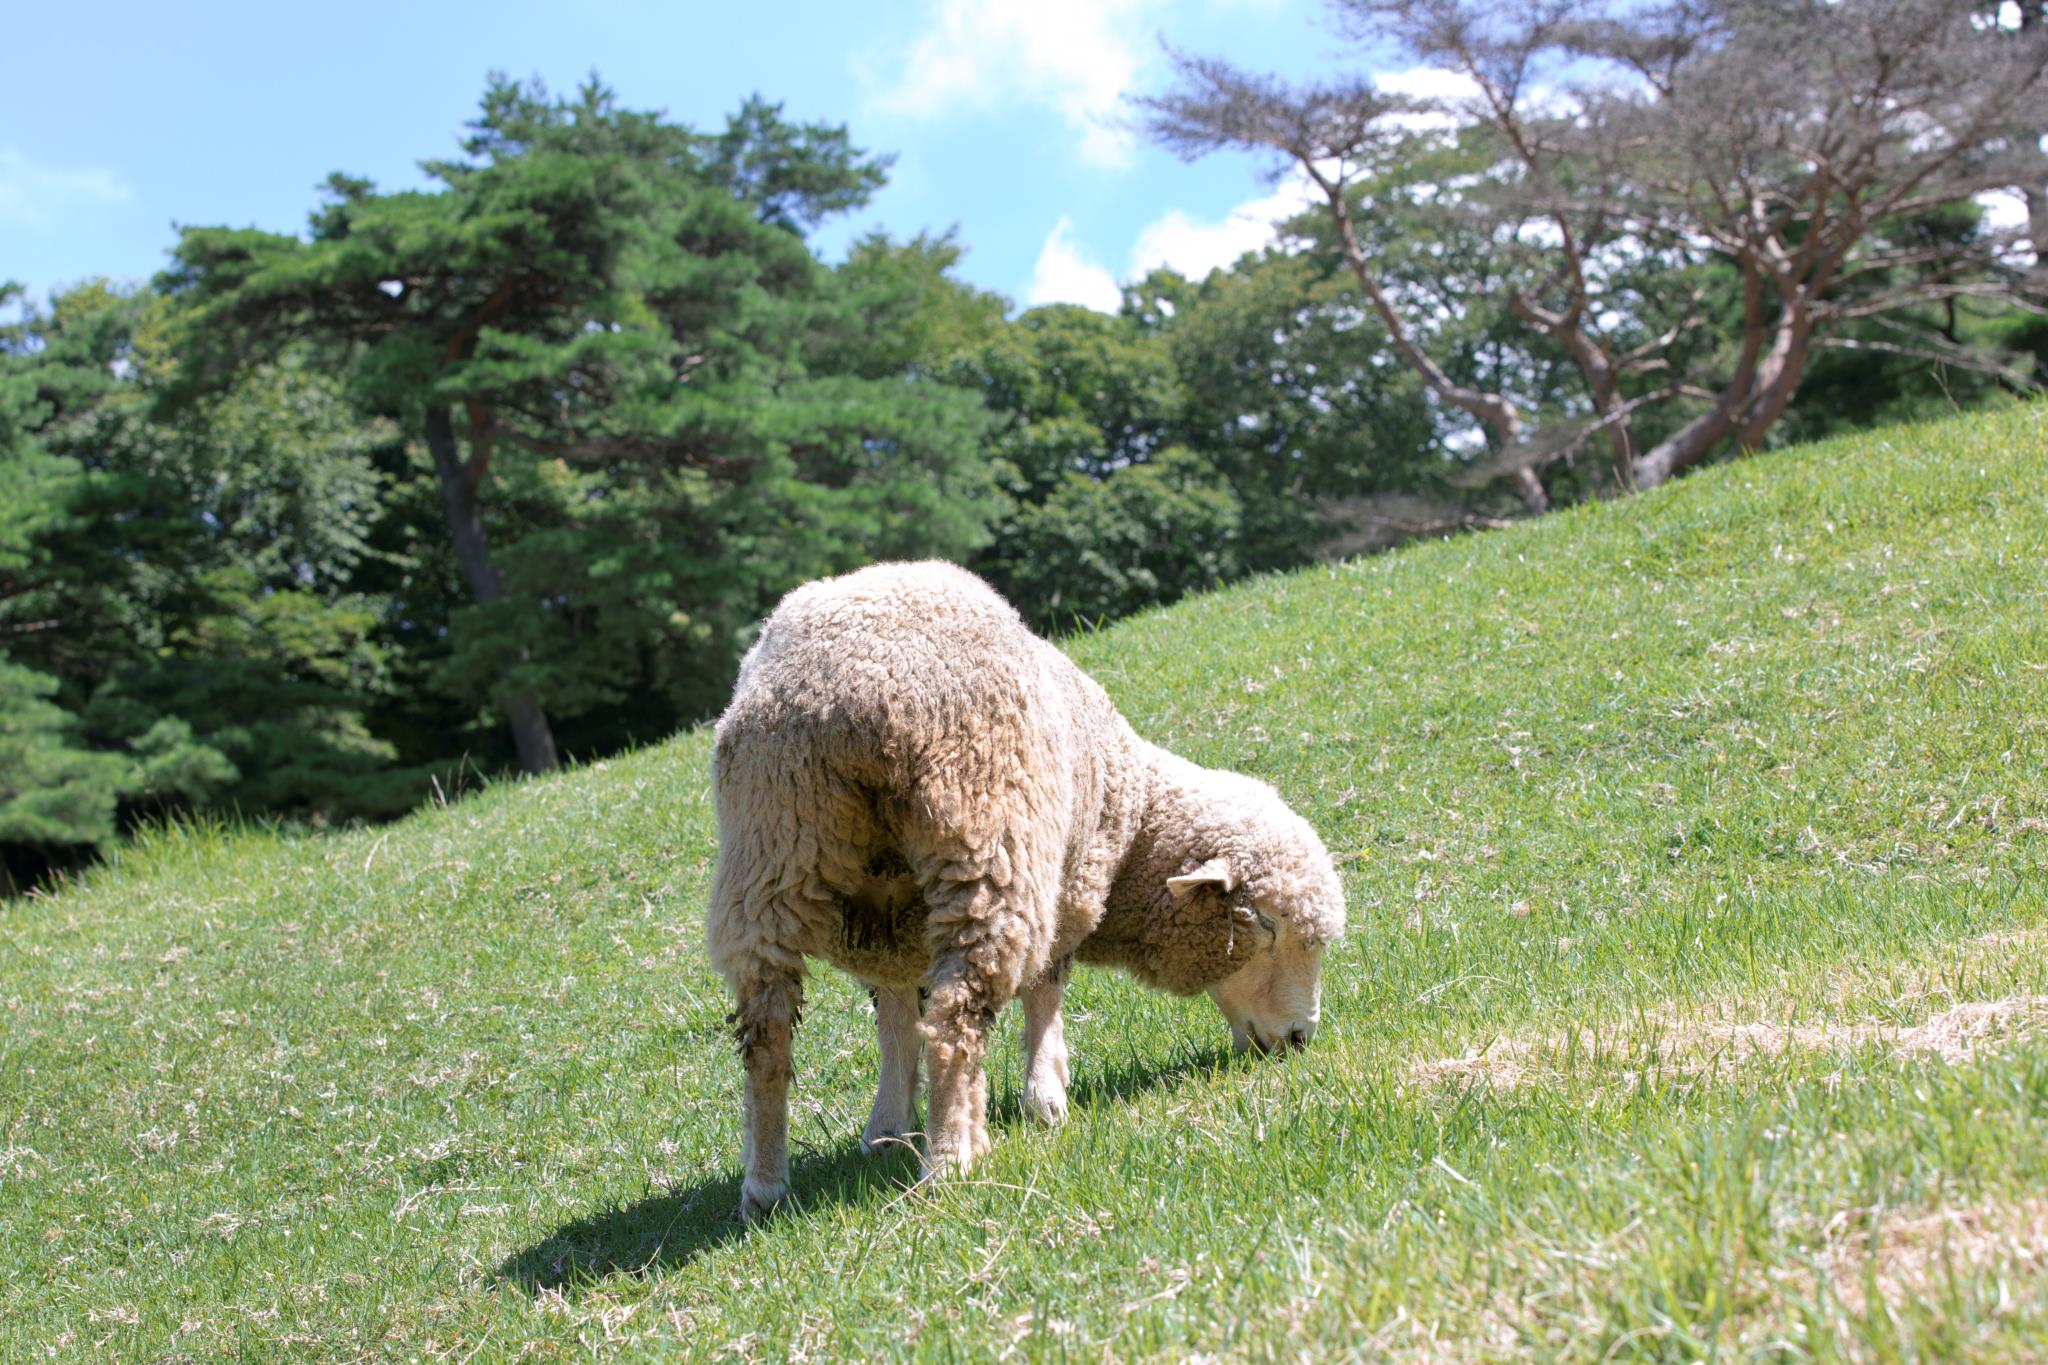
164 77 1000 773
3 40 2039 888
1143 0 2048 508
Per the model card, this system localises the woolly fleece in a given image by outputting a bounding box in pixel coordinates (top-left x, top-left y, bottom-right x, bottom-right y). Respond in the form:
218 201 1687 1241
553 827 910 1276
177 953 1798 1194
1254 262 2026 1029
705 561 1344 1216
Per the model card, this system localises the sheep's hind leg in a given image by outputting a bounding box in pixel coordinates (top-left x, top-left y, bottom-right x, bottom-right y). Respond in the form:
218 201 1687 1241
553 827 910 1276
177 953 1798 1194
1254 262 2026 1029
1021 957 1072 1126
862 984 922 1153
729 965 804 1221
921 967 997 1176
919 879 1027 1178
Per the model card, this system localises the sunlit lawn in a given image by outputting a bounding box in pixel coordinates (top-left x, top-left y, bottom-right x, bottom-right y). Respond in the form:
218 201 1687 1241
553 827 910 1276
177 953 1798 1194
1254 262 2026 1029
5 405 2046 1360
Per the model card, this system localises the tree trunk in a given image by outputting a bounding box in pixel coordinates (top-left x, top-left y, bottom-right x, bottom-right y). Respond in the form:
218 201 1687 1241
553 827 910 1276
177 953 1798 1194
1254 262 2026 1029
2010 3 2048 331
1632 261 1776 489
502 698 560 777
1317 175 1548 514
2028 185 2048 273
1552 330 1635 494
1632 406 1730 490
1585 367 1635 493
1733 307 1818 452
1508 467 1549 513
424 404 561 775
1633 307 1814 488
1508 291 1635 494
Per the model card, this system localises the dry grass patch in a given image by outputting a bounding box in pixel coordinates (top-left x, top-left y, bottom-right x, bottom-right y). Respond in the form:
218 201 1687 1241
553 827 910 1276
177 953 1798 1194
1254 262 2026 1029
1816 1197 2048 1319
1366 1193 2048 1362
1410 994 2048 1091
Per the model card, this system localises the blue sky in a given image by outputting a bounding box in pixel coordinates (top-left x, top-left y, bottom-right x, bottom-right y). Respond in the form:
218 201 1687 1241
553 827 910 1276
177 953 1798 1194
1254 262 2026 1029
3 0 1376 316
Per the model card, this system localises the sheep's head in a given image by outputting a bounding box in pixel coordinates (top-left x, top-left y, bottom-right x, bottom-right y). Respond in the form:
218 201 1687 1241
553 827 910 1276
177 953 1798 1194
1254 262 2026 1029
1163 803 1346 1056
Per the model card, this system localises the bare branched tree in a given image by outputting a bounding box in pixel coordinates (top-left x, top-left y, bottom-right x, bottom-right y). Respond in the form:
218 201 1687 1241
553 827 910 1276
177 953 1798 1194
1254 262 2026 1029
1571 0 2048 483
1141 0 2048 509
1144 57 1562 510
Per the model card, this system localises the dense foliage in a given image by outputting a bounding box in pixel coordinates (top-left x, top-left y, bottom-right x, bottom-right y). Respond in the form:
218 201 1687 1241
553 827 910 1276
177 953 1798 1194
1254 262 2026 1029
2 55 2038 883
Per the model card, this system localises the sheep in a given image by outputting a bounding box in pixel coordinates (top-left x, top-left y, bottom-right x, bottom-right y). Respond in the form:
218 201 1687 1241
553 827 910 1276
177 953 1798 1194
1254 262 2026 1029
705 560 1345 1219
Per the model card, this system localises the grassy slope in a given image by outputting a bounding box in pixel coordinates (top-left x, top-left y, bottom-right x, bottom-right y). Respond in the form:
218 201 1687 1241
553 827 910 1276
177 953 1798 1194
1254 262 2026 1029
4 406 2047 1362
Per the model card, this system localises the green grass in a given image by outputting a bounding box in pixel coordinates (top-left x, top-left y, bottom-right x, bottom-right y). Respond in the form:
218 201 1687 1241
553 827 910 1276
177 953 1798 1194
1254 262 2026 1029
6 406 2048 1361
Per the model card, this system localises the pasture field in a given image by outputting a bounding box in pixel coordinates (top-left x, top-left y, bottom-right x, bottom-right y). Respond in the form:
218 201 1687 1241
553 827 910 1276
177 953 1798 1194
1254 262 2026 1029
4 406 2047 1361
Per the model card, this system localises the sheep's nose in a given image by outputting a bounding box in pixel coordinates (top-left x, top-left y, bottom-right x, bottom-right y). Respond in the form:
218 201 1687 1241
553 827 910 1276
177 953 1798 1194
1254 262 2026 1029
1247 1025 1315 1056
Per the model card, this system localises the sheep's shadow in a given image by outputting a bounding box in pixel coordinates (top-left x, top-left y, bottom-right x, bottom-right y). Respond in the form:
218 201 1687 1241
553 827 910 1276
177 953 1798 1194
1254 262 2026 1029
988 1037 1236 1126
497 1136 918 1291
498 1039 1235 1293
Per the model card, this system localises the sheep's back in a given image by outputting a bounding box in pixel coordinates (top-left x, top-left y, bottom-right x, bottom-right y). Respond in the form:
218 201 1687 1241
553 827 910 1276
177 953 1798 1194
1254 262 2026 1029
722 561 1066 785
712 562 1137 983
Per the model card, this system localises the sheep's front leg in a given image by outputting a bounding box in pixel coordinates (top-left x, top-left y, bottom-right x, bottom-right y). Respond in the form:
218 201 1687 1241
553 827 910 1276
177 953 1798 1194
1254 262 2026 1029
1021 958 1071 1126
731 968 803 1221
862 984 922 1153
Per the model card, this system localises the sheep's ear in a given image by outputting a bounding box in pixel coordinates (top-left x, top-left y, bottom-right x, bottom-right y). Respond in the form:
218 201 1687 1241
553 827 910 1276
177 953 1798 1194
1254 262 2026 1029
1166 858 1237 900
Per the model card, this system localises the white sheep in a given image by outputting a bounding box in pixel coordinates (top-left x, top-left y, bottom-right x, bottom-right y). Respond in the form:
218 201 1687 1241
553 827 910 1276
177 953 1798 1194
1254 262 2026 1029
705 561 1345 1218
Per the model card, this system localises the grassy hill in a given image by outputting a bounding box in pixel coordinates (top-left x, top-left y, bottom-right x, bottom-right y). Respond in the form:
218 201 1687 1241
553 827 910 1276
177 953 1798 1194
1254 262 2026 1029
5 405 2047 1361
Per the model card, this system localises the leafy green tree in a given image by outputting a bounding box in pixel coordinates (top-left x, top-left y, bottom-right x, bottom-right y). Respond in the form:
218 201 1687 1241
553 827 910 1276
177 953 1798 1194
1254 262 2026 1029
952 303 1228 626
1 280 412 879
1135 255 1443 563
808 231 1007 382
952 265 1452 628
0 659 134 888
167 77 998 771
965 303 1184 496
1 285 141 874
996 447 1243 630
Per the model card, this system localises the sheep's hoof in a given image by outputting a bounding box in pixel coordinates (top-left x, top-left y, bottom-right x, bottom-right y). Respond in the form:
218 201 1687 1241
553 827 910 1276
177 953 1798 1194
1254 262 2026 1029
1023 1084 1068 1127
919 1143 976 1184
860 1120 914 1155
737 1177 787 1222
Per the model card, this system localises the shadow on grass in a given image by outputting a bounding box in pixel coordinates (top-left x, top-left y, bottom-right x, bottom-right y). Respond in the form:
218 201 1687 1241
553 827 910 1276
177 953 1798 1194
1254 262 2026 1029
988 1037 1238 1126
496 1136 919 1291
499 1038 1238 1293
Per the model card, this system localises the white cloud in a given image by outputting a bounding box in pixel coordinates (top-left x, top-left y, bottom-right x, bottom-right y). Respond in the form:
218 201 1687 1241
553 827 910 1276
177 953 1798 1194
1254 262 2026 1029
0 148 132 230
1025 174 1315 313
1374 65 1486 133
1374 66 1484 104
1128 176 1319 280
1025 217 1124 310
1979 189 2030 232
1375 64 1585 130
870 0 1162 168
1978 190 2039 267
